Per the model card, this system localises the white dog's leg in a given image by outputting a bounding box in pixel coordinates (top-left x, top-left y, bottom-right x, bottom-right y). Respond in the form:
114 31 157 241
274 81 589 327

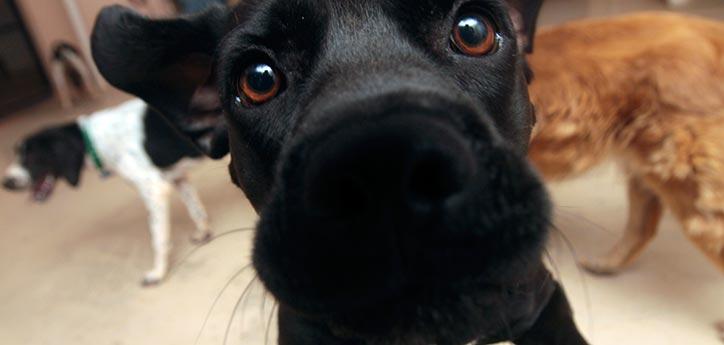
174 176 212 244
139 179 173 286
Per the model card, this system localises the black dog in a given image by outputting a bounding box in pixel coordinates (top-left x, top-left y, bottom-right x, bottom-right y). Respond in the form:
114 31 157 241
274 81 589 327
91 0 588 344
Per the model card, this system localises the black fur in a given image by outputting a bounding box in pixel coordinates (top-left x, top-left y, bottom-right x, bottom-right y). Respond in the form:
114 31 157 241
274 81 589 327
143 107 203 169
90 4 233 158
6 106 203 197
15 123 85 188
92 1 587 344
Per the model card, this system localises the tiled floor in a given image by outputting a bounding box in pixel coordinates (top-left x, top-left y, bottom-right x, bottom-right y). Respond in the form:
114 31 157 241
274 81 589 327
0 1 722 345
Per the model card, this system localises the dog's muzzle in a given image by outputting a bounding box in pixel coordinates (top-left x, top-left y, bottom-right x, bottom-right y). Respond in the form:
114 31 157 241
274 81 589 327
254 94 550 334
3 162 31 191
302 114 475 221
3 177 21 191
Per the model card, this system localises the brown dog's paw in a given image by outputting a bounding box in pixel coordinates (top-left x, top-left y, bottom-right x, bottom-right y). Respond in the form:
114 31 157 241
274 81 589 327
190 231 213 245
578 257 624 276
716 321 724 341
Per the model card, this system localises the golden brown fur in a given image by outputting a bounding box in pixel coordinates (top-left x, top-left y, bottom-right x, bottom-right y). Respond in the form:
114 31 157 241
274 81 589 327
528 12 724 275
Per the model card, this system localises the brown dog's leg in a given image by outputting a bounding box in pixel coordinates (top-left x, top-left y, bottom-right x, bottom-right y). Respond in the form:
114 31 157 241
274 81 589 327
513 282 588 345
693 238 724 342
580 177 663 275
682 220 724 273
717 321 724 342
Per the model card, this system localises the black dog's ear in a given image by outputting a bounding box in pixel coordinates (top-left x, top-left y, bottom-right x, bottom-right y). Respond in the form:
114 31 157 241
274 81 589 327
504 0 544 54
91 5 233 158
185 79 230 159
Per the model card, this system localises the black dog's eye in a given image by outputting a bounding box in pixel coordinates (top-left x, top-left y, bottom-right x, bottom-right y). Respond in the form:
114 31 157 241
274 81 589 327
451 13 497 56
238 63 282 105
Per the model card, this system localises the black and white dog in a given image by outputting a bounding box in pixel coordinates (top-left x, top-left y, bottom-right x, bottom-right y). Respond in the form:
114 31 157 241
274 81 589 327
92 0 589 344
2 99 212 285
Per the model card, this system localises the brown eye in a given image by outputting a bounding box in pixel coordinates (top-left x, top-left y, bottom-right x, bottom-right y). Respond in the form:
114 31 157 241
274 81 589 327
452 14 497 56
239 63 281 105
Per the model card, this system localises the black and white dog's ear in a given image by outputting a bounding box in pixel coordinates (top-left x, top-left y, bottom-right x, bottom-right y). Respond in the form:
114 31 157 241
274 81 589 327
504 0 544 54
61 160 82 187
91 5 233 158
58 144 84 187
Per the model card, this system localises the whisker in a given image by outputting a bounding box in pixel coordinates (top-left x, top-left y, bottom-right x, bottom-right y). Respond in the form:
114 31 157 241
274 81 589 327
260 288 269 321
224 275 259 345
265 301 279 345
544 248 562 281
239 275 260 327
553 207 613 235
550 224 594 339
223 290 247 345
495 300 513 343
193 263 253 345
169 227 254 277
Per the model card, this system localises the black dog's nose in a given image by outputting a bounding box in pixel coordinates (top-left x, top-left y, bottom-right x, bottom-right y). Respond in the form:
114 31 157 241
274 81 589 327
3 178 18 190
302 115 475 219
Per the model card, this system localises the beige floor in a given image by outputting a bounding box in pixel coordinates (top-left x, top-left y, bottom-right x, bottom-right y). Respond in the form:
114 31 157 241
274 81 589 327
1 1 723 345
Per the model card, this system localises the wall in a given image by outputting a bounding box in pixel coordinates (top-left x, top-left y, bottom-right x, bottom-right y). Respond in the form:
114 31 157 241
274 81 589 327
14 0 77 71
12 0 121 101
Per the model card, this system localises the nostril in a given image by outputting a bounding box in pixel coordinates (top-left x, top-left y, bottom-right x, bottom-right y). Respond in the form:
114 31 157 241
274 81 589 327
406 151 472 205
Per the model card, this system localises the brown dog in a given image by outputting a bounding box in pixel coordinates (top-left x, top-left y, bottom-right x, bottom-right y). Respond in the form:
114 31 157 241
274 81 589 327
528 12 724 276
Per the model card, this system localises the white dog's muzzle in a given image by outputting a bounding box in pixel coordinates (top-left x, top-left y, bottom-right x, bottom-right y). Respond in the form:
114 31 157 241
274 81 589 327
3 161 31 190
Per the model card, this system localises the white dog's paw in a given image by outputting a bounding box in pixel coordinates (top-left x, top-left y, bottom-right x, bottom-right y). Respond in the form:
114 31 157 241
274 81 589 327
141 270 166 287
190 230 213 245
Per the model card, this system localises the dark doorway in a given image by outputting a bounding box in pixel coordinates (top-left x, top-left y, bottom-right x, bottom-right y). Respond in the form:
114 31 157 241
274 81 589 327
0 0 51 116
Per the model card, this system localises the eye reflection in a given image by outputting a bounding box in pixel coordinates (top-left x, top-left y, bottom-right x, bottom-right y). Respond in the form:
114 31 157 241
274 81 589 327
452 14 497 56
238 63 282 105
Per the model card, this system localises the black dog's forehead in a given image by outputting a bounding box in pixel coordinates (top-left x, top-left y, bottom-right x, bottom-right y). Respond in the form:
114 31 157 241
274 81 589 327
228 0 511 51
253 0 508 21
217 0 529 156
220 0 518 116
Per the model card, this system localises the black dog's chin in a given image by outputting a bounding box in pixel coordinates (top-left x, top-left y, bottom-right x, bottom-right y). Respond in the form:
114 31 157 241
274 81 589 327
254 110 549 343
326 259 556 345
